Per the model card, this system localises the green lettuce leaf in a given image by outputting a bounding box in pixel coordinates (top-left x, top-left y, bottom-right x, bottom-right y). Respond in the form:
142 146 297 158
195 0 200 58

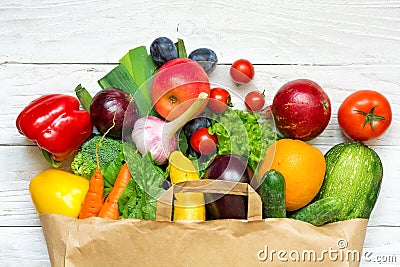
209 109 277 171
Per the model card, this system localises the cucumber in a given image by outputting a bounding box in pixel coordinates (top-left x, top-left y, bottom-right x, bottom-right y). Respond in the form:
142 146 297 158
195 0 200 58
290 197 342 226
257 169 286 218
316 142 383 221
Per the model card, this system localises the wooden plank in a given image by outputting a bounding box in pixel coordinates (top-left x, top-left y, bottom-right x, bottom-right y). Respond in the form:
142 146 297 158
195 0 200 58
0 145 398 227
3 63 400 146
0 226 398 266
0 227 50 267
0 0 399 64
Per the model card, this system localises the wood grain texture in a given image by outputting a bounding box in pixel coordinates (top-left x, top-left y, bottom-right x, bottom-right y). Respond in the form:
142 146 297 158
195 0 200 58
1 0 399 64
1 0 400 266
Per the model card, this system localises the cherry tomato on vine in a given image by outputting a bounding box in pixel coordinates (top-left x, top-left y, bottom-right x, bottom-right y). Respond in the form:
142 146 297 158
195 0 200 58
338 90 392 141
208 87 232 113
230 59 255 84
245 91 265 112
190 128 218 155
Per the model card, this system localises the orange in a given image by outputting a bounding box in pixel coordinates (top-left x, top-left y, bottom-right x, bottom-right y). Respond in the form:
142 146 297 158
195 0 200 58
258 139 326 211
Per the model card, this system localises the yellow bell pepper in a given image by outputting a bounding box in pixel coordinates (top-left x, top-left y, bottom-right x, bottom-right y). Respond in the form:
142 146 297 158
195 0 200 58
29 169 89 218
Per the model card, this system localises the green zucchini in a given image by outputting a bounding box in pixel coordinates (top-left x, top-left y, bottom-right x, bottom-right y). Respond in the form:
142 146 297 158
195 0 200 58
257 169 286 218
316 142 383 221
290 197 342 226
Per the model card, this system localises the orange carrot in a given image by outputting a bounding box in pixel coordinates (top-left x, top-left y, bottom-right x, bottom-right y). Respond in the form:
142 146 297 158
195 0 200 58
98 163 132 219
78 166 104 219
78 114 116 219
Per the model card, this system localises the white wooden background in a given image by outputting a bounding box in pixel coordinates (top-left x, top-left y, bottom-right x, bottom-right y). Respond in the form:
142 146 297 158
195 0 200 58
1 0 399 266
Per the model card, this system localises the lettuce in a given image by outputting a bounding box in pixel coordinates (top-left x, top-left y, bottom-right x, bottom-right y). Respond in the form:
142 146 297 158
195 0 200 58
209 109 277 171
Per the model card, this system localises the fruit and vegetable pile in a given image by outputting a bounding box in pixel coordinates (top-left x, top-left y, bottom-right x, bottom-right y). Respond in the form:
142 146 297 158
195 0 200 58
17 37 392 226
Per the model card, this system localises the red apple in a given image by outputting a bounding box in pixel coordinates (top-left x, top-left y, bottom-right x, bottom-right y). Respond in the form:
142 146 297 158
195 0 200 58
151 58 210 120
272 79 331 141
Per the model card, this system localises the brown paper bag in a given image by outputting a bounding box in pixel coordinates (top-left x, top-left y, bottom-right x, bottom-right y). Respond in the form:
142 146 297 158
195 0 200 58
40 179 368 267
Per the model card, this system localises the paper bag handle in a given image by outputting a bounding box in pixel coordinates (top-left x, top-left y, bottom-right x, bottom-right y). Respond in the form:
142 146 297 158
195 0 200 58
156 179 262 222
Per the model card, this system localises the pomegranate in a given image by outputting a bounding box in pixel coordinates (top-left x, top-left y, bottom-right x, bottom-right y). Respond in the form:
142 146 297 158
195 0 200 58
272 79 331 140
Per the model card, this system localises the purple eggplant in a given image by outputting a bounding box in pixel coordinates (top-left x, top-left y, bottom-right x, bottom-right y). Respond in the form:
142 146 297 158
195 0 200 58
203 154 254 219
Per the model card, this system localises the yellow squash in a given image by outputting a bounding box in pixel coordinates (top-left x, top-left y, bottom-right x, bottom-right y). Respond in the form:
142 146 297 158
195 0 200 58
169 151 205 221
29 169 89 218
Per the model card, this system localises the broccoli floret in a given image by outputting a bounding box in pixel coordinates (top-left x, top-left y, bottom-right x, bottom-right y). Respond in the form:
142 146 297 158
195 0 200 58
71 135 123 179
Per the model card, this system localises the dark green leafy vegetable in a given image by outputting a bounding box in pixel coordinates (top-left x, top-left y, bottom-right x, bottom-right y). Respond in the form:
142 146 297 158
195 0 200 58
209 109 276 171
118 142 166 220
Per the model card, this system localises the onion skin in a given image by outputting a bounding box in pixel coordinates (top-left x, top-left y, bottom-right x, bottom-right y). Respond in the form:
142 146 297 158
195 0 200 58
90 88 135 138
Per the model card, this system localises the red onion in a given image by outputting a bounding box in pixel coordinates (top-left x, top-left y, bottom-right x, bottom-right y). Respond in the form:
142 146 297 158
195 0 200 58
90 88 137 138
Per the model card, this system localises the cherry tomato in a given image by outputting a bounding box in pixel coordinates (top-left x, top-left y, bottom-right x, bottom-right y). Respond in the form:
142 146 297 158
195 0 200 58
245 91 265 112
208 87 232 113
338 90 392 141
190 128 218 155
230 59 255 84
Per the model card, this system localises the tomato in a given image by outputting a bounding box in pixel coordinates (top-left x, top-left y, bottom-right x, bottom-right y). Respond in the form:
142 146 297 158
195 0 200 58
245 91 265 112
230 59 255 84
208 87 232 113
190 128 218 155
338 90 392 141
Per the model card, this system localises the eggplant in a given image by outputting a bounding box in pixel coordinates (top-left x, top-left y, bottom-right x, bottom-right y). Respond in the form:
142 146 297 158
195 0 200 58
90 88 138 138
203 154 254 219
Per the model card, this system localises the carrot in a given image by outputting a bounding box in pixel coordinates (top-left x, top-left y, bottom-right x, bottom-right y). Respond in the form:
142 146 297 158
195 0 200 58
78 166 104 219
78 114 116 219
98 163 132 219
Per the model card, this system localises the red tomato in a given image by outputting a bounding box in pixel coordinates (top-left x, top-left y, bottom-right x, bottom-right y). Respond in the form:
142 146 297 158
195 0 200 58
230 59 255 84
190 128 218 155
208 87 232 113
245 91 265 112
338 90 392 141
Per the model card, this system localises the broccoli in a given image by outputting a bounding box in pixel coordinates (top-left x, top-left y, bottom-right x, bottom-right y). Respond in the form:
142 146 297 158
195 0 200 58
71 135 124 179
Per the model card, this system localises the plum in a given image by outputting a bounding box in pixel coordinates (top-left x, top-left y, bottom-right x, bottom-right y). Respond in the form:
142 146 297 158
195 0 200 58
150 37 178 66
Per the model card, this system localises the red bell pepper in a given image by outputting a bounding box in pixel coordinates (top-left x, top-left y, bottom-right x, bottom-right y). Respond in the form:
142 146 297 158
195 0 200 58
16 94 93 164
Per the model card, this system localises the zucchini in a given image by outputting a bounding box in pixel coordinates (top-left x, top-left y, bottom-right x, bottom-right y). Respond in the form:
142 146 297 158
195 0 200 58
316 142 383 221
290 197 342 226
257 169 286 218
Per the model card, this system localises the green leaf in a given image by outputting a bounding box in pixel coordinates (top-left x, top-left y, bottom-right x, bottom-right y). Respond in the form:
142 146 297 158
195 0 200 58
120 46 158 117
98 46 158 117
119 142 166 220
175 38 187 58
178 130 188 154
209 109 277 172
98 64 138 95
